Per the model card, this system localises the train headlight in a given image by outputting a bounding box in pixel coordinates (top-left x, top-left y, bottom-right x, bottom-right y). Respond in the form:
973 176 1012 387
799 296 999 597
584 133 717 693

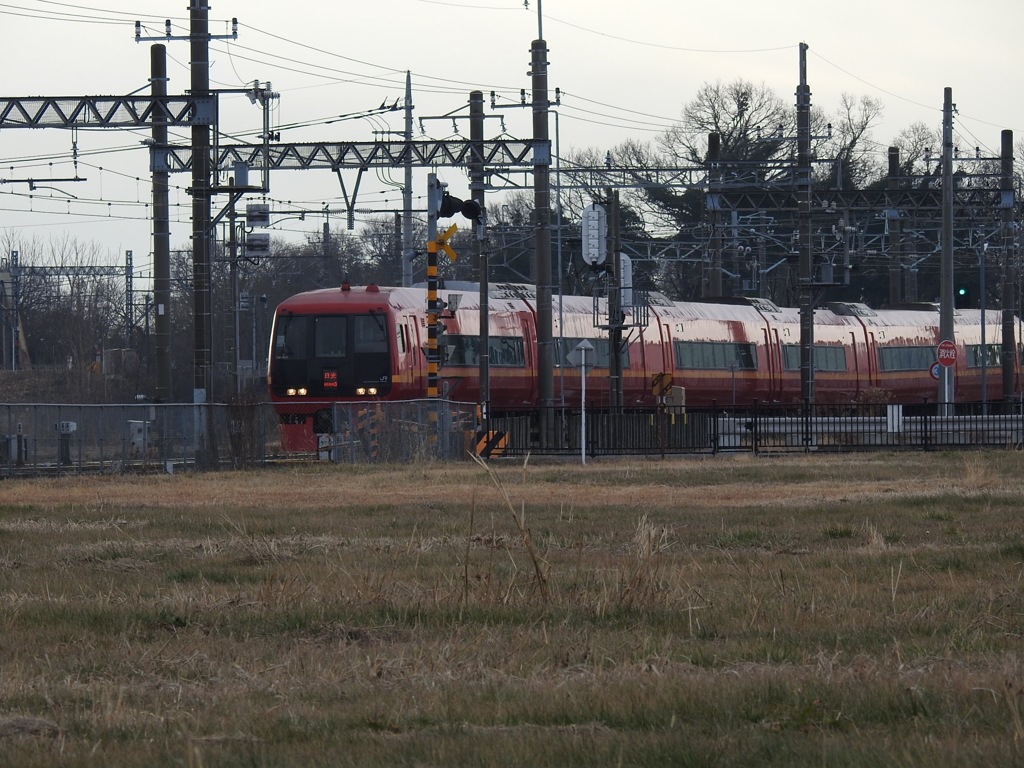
366 387 378 396
355 387 366 396
297 387 308 396
286 387 297 396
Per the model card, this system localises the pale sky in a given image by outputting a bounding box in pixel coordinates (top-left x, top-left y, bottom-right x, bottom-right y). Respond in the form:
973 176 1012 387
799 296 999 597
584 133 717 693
0 0 1020 284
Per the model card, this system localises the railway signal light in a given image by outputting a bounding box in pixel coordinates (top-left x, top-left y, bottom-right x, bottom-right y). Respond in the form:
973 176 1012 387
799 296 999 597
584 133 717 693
437 191 482 223
955 285 970 308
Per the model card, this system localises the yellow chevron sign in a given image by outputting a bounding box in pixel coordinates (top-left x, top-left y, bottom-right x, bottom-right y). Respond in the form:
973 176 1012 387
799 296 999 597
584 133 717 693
437 223 458 261
474 430 507 459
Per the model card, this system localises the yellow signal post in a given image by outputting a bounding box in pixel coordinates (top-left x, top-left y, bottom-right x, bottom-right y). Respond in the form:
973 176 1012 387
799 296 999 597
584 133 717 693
426 222 458 401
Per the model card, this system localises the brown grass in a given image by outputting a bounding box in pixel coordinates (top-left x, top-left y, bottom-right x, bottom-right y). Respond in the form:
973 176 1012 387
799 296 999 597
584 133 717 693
0 451 1023 766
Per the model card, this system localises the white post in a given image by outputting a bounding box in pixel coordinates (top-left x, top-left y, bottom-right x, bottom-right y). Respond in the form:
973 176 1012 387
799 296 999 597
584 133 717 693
580 345 587 465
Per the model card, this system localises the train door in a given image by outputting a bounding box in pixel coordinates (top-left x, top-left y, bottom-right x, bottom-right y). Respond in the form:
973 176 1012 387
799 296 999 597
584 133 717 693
396 314 424 396
409 317 426 397
516 306 539 407
865 331 879 389
760 323 781 401
848 331 862 397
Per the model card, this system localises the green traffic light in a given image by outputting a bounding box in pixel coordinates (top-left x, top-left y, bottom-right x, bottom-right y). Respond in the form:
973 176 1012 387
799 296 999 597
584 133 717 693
957 287 967 296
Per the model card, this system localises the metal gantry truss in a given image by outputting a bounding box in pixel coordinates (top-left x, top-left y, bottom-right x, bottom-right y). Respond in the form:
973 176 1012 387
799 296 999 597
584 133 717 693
0 95 214 128
154 138 535 173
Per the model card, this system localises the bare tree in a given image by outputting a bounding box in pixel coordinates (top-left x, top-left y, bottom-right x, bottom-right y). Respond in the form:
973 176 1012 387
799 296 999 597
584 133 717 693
660 79 793 166
891 121 940 178
818 93 885 189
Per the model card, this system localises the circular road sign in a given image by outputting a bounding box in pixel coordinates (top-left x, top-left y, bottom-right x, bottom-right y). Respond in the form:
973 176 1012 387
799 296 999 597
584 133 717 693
936 339 957 368
929 361 942 381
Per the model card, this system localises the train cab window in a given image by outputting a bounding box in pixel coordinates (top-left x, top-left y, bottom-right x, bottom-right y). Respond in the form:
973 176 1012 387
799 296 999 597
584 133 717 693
966 344 1000 368
314 316 347 358
877 345 935 371
353 314 388 353
782 344 848 372
675 341 756 370
275 315 308 359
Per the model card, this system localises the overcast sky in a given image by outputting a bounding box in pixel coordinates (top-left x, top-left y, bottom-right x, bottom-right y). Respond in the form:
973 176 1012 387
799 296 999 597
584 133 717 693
1 0 1020 282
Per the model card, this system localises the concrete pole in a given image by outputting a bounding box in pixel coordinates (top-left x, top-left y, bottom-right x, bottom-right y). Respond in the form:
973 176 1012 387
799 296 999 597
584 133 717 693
469 91 489 423
608 190 623 411
531 39 554 445
887 147 903 306
938 87 955 411
796 43 815 409
1000 129 1016 405
190 2 212 406
706 133 722 297
402 72 414 288
150 44 171 402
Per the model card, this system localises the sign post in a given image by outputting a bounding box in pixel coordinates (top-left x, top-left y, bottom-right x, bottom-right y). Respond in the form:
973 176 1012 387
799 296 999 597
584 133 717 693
567 340 595 464
936 339 957 410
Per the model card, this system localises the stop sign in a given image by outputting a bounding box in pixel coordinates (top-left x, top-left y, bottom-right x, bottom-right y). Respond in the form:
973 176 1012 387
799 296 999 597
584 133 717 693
936 339 958 367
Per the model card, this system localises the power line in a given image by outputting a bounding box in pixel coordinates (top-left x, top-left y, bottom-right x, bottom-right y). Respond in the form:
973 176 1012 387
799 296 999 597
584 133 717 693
545 13 794 54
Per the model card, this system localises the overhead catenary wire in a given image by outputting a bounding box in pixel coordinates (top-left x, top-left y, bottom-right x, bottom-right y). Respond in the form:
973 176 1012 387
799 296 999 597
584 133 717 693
0 0 1015 261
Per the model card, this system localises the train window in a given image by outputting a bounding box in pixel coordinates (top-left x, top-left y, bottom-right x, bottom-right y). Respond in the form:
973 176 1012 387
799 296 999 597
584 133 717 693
275 315 308 359
447 335 480 366
675 341 756 371
445 335 526 367
353 314 388 353
966 344 1001 368
314 316 347 358
877 345 934 371
782 344 848 372
491 337 525 367
556 337 630 369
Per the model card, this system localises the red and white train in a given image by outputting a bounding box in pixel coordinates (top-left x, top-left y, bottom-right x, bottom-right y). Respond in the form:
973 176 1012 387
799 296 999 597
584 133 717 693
268 281 1020 450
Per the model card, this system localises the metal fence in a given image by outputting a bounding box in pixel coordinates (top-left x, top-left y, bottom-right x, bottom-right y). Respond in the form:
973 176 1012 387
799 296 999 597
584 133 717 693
0 402 279 476
490 402 1024 457
1 399 1021 477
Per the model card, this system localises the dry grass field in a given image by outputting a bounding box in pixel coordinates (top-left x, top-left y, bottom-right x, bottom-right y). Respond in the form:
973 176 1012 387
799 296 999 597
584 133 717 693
0 451 1023 766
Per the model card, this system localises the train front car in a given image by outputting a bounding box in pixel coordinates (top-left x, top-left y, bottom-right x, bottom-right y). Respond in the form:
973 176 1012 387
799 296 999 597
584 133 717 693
268 283 406 451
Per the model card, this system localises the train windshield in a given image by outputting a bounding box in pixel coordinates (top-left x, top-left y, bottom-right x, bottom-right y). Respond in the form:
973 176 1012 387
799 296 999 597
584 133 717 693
271 312 391 397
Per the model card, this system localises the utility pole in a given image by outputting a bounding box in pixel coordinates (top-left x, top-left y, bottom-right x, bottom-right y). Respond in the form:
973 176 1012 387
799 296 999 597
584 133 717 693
10 250 19 370
151 44 172 402
1000 129 1016 406
938 87 955 412
887 147 903 305
796 43 815 412
531 38 554 446
707 133 722 297
607 189 623 411
188 2 216 467
402 72 414 288
228 198 241 395
469 90 490 424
